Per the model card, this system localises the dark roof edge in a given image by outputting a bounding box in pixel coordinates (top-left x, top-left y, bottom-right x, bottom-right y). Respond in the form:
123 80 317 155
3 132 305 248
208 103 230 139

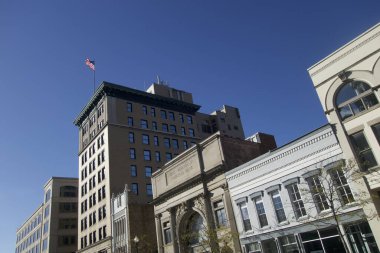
74 81 201 126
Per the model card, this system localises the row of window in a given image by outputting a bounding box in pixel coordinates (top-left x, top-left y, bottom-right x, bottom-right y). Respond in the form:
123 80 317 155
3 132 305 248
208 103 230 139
129 148 178 162
126 117 196 137
126 102 193 123
130 183 153 196
80 205 107 231
80 226 107 249
16 214 42 243
81 186 106 214
15 228 41 253
81 134 105 166
82 104 104 137
82 168 106 196
238 167 354 231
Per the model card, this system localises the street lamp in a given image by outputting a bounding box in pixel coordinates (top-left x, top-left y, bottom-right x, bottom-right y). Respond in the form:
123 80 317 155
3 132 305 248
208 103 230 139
133 235 139 253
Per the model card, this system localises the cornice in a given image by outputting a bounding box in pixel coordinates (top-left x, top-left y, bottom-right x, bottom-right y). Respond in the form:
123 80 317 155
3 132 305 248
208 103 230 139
309 29 380 77
227 130 336 183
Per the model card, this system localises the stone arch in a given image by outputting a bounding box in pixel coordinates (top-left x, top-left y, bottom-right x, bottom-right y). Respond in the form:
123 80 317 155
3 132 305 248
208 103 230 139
177 209 207 253
324 70 377 113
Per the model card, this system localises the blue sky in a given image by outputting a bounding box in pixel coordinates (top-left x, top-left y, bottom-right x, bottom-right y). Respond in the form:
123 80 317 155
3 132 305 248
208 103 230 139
0 0 379 252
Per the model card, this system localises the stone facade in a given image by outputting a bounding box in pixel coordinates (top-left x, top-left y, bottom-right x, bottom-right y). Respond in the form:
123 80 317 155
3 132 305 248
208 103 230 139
152 133 276 253
308 22 380 248
226 125 379 253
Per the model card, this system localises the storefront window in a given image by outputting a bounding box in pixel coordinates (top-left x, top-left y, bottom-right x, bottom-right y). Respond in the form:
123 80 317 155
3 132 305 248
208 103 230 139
279 235 299 253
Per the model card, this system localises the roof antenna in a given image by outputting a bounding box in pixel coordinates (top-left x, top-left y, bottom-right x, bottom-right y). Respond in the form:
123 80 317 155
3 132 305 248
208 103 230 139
156 75 161 84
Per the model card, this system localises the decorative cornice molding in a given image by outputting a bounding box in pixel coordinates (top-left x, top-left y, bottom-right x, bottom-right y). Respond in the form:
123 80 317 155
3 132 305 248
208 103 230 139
227 131 335 182
310 30 380 77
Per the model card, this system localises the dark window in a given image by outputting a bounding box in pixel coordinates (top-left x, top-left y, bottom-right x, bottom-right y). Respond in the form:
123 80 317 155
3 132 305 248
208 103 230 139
128 117 133 127
336 81 378 120
179 114 184 123
142 134 149 144
238 202 251 231
181 127 186 135
183 140 188 149
254 196 268 227
60 186 77 197
162 124 168 132
146 184 153 196
166 152 172 161
129 132 134 143
187 115 193 124
144 150 151 161
142 105 148 115
127 102 133 112
170 125 177 134
164 138 170 148
154 136 159 146
131 183 138 194
130 148 136 159
155 151 161 162
169 112 175 121
189 128 195 137
350 131 377 170
271 190 286 223
151 107 156 117
213 201 227 227
140 119 148 129
160 110 167 119
163 222 172 244
145 167 152 177
59 203 77 213
131 165 137 177
372 123 380 145
287 183 307 219
152 121 158 130
172 139 179 149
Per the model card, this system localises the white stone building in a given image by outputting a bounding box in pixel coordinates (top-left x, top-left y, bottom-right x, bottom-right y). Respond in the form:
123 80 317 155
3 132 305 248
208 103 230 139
226 125 379 253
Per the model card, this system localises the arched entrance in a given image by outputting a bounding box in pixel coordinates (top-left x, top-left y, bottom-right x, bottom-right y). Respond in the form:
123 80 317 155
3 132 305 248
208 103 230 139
179 211 209 253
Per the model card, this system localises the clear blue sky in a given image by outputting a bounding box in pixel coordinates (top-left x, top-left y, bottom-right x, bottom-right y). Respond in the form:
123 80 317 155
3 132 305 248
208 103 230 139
0 0 379 252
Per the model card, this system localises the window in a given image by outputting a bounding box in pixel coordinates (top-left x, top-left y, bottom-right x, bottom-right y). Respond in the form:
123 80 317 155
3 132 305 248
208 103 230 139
128 117 133 127
129 132 134 143
164 138 170 148
127 102 132 112
183 140 188 150
336 81 378 120
166 152 172 161
213 200 227 227
155 151 161 162
170 125 177 134
330 168 355 205
131 165 137 177
162 123 168 132
163 222 172 244
154 136 159 146
44 205 50 218
187 115 193 124
151 107 156 117
140 119 148 129
98 150 105 165
142 105 148 115
372 123 380 145
43 222 49 235
102 186 106 199
45 189 51 203
307 176 329 212
144 150 151 161
279 235 299 253
60 186 77 197
98 167 105 183
189 128 195 137
59 203 77 213
145 166 152 177
42 238 48 251
238 202 251 231
287 183 306 219
254 196 268 227
152 121 158 130
146 184 153 196
271 190 286 223
181 127 186 135
172 139 179 149
130 148 136 159
160 110 167 119
131 183 138 194
179 114 184 123
246 242 261 253
142 134 150 144
350 131 377 170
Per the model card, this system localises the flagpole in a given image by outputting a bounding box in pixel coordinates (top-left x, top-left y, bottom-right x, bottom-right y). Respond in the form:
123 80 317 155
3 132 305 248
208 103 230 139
93 59 96 94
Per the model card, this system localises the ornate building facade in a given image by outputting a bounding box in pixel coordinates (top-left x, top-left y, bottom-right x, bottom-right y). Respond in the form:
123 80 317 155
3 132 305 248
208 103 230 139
152 132 276 253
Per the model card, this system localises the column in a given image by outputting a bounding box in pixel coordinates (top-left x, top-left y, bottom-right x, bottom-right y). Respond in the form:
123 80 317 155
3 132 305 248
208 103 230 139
155 214 164 253
168 208 179 253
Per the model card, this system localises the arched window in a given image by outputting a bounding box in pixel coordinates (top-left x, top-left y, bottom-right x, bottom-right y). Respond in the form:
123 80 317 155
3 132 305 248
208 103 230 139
60 186 78 197
186 212 204 247
335 81 378 120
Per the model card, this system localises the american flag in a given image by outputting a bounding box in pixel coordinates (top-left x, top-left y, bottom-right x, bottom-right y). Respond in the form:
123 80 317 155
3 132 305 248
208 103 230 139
85 58 95 71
